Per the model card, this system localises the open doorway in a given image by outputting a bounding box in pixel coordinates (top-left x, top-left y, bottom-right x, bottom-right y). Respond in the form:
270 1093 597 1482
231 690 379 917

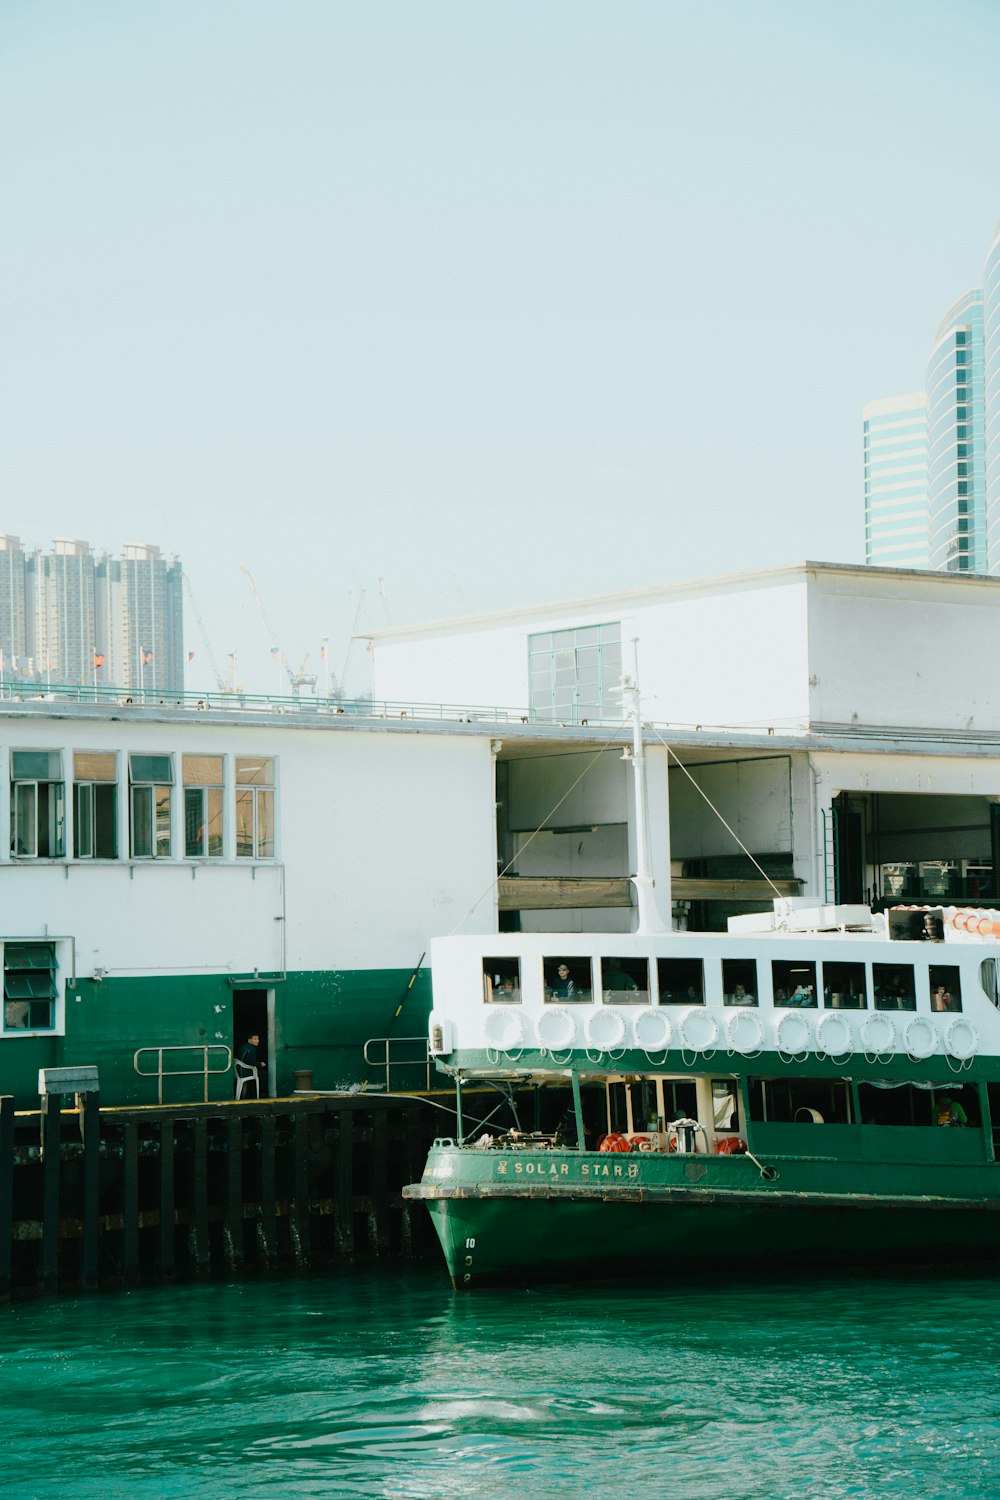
232 987 274 1098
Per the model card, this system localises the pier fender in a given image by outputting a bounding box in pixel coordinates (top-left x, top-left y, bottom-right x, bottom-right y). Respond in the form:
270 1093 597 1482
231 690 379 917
484 1008 526 1054
725 1009 764 1056
679 1009 719 1052
537 1008 577 1053
816 1012 853 1059
634 1008 672 1055
775 1011 813 1056
945 1017 979 1062
904 1017 937 1061
859 1013 896 1057
586 1008 627 1052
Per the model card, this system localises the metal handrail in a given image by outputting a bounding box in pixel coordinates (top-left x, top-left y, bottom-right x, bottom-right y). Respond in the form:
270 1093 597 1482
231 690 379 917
133 1044 233 1104
363 1035 433 1093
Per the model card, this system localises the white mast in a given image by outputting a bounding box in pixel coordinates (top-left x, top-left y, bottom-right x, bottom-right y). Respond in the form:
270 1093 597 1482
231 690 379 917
621 640 669 935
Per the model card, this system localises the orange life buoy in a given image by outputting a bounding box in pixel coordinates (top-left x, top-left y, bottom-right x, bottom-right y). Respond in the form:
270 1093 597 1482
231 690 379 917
599 1133 631 1153
714 1136 747 1155
628 1134 655 1152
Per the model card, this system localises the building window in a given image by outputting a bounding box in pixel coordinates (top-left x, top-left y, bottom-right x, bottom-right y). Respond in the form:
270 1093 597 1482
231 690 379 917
10 751 65 858
74 752 117 859
528 623 623 724
235 758 275 859
183 755 224 858
4 942 57 1031
129 754 173 859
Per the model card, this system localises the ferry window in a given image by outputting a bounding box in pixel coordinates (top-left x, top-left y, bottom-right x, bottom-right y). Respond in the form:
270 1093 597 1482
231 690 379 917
600 957 649 1004
772 961 817 1008
73 753 117 859
872 963 916 1011
10 751 65 859
543 957 592 1003
858 1082 977 1128
749 1078 851 1125
656 957 704 1004
236 758 275 859
3 942 57 1031
129 754 173 859
929 965 962 1013
183 756 224 859
663 1079 698 1120
483 958 521 1003
980 959 1000 1009
712 1079 739 1132
821 961 867 1009
722 959 757 1007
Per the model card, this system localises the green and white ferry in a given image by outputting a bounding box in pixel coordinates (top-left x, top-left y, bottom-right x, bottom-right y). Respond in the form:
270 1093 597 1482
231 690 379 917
405 906 1000 1287
406 677 1000 1287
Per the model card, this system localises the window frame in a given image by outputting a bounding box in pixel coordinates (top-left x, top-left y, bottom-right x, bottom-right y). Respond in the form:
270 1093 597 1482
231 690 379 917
183 755 225 860
10 751 65 860
129 753 173 860
3 941 58 1034
235 757 276 860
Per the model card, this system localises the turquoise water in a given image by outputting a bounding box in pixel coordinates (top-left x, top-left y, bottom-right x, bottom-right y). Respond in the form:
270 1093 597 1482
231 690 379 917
2 1267 998 1500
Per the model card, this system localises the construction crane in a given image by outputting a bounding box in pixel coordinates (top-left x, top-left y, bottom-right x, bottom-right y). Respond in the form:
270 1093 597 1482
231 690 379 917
182 573 240 694
240 566 323 698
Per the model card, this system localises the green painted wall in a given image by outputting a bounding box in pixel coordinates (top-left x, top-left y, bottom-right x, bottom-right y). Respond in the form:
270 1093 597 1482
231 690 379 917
2 966 432 1109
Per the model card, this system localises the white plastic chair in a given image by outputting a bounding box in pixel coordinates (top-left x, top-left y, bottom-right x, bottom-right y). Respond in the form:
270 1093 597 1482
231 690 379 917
234 1060 260 1099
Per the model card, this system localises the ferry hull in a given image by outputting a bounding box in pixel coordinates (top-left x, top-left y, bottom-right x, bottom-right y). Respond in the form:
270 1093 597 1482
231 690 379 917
406 1147 1000 1287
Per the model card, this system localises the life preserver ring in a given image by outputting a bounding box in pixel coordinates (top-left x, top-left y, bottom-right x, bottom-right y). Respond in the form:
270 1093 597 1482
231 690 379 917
816 1013 853 1058
725 1009 765 1055
714 1136 745 1155
628 1134 656 1152
776 1011 813 1055
598 1132 631 1153
679 1009 718 1052
634 1009 672 1054
586 1008 627 1052
860 1013 896 1055
945 1017 979 1061
904 1017 936 1061
537 1008 576 1052
484 1008 525 1053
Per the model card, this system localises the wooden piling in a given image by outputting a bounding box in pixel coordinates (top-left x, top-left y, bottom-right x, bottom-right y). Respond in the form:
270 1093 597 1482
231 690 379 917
0 1097 14 1301
122 1120 139 1284
40 1097 62 1294
226 1115 244 1268
292 1110 310 1264
159 1118 175 1278
336 1108 354 1254
81 1093 100 1291
260 1116 277 1263
192 1118 209 1274
370 1109 390 1255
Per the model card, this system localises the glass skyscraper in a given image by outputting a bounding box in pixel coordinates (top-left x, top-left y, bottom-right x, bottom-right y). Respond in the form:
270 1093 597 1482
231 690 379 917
864 217 1000 575
985 219 1000 571
926 290 985 572
863 393 928 567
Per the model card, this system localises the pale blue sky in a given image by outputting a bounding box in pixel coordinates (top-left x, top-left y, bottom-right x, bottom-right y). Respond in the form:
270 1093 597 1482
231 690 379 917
1 1 998 694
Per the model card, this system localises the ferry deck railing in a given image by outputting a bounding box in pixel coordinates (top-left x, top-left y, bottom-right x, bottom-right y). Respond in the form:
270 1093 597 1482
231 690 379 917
133 1044 234 1105
363 1036 434 1094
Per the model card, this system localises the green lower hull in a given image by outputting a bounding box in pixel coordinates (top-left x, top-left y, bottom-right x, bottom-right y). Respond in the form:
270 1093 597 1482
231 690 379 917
407 1144 1000 1287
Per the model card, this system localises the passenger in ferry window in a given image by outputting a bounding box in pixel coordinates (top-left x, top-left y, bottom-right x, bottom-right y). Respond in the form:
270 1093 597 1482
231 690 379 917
726 983 754 1007
499 977 519 1001
788 983 816 1008
686 985 701 1004
930 984 957 1012
550 964 576 1000
936 1094 968 1127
